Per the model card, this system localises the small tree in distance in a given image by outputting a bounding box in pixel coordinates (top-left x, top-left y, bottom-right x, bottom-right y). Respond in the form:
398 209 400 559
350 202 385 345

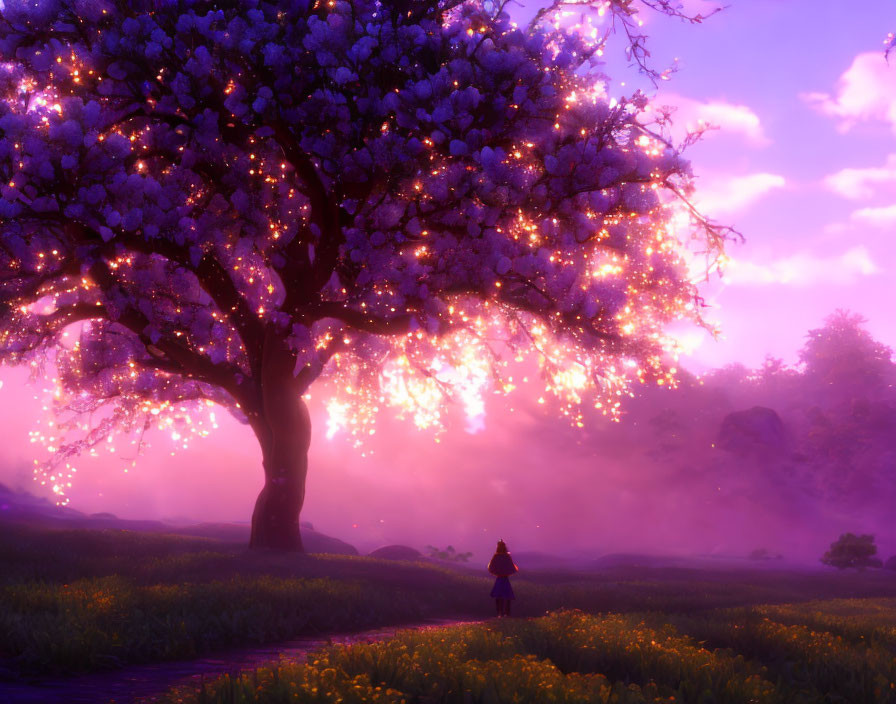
0 0 728 550
821 533 882 570
426 545 472 562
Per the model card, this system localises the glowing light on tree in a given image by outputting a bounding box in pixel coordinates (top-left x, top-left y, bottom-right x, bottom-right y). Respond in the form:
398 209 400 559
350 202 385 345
0 0 729 549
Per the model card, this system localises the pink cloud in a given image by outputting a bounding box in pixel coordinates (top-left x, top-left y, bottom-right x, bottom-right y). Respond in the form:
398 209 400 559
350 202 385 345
722 246 879 287
651 93 769 145
850 203 896 227
804 52 896 131
693 172 786 215
825 154 896 199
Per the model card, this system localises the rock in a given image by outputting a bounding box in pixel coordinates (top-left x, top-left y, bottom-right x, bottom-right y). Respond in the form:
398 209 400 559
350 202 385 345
303 530 358 556
717 406 788 456
368 545 422 561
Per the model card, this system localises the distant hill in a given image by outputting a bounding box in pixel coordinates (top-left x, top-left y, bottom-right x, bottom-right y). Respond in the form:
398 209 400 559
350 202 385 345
510 551 583 571
591 552 692 569
589 551 812 571
0 483 357 555
0 482 87 519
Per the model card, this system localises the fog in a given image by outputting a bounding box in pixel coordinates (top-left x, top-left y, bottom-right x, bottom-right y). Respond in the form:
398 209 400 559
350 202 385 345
1 310 894 566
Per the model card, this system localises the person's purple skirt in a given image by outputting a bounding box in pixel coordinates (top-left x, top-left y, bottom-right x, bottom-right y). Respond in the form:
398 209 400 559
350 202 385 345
490 576 515 599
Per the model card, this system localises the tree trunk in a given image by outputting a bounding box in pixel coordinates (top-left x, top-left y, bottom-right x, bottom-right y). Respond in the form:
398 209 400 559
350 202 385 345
249 328 311 551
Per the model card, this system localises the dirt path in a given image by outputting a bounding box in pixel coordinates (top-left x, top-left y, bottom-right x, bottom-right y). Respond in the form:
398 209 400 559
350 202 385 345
0 618 483 704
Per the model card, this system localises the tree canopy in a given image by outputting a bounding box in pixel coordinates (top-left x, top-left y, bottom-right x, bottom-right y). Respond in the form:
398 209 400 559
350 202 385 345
799 310 893 405
821 533 882 570
0 0 725 547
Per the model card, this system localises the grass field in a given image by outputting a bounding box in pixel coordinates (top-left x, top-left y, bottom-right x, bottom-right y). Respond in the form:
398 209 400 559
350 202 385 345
2 518 896 701
162 602 896 703
162 599 896 704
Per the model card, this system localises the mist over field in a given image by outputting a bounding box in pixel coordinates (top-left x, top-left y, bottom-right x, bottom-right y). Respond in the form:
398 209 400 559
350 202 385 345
2 310 893 565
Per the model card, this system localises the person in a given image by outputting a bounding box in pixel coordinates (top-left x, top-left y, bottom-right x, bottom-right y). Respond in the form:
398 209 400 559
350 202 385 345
487 539 518 617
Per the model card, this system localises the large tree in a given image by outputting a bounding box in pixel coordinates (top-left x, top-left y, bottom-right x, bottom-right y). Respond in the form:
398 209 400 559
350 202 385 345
0 0 726 550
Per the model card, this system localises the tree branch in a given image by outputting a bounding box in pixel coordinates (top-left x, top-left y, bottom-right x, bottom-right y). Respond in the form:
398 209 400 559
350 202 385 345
58 217 266 375
76 254 255 411
269 119 345 304
307 301 417 335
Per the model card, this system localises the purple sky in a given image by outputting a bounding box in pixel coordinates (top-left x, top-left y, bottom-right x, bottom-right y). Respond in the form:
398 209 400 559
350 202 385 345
1 0 894 561
634 0 896 370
